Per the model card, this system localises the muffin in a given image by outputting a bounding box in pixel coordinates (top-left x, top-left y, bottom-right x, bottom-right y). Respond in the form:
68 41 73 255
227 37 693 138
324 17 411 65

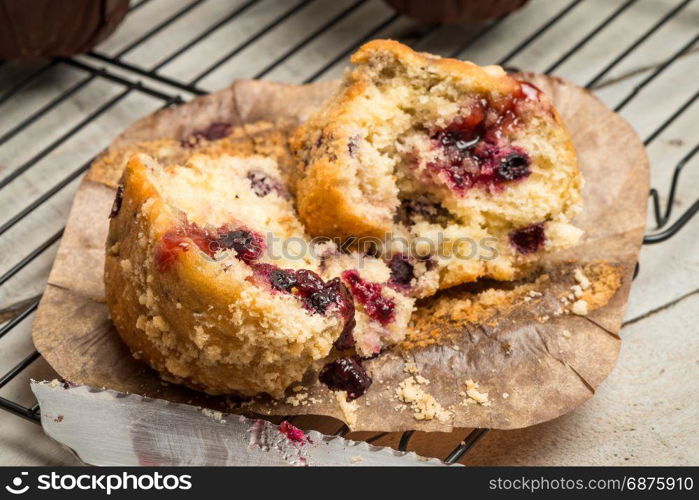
105 152 414 398
292 40 583 295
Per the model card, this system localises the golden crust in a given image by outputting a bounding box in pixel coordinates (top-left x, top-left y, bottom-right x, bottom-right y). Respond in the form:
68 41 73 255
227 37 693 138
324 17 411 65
351 39 519 96
296 157 390 239
90 120 294 189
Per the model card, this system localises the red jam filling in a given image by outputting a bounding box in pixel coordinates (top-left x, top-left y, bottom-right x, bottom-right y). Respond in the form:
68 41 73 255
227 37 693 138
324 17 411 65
153 221 265 272
153 231 192 273
427 81 542 194
278 421 307 444
341 270 395 326
251 263 356 345
154 221 357 343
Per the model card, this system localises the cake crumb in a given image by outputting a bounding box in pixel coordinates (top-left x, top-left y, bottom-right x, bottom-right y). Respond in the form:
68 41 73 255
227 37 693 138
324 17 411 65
502 392 509 399
465 380 490 406
404 362 418 375
414 374 429 385
396 377 451 422
350 456 363 464
571 299 589 315
202 408 226 423
574 268 591 290
335 392 358 429
285 392 308 407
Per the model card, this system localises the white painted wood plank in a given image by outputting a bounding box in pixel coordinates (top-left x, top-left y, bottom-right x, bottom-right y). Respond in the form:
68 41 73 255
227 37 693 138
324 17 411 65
460 293 699 465
262 0 397 83
158 0 308 85
309 17 417 82
96 0 197 57
198 0 361 89
549 0 695 85
453 0 586 64
0 0 696 466
0 65 85 139
122 0 251 69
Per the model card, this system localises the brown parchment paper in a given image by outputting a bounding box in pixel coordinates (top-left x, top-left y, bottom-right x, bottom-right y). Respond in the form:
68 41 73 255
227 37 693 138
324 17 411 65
32 74 649 433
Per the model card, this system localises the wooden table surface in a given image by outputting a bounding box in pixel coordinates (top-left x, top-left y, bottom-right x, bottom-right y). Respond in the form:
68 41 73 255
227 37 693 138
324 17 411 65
0 0 696 465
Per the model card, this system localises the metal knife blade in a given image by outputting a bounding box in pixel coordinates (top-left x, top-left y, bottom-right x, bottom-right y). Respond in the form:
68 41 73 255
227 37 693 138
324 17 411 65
31 381 449 466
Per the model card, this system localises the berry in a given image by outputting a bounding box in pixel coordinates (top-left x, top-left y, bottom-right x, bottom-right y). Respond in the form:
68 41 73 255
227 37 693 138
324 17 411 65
496 151 530 181
427 95 533 193
269 269 297 292
247 170 286 198
195 122 232 141
217 228 264 263
252 267 355 339
318 356 372 401
388 254 414 288
294 269 325 295
181 122 233 147
395 196 449 226
510 223 546 254
309 288 335 313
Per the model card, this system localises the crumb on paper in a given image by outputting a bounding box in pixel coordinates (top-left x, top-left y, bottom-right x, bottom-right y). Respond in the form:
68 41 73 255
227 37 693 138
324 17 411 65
464 379 490 406
404 361 418 375
285 392 308 407
350 456 363 464
414 374 429 385
402 273 552 349
202 408 226 423
574 268 591 290
396 377 451 423
334 391 358 429
571 299 589 316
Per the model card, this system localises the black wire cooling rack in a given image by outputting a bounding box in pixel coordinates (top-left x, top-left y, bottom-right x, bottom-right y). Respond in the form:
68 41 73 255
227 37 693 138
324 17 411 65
0 0 697 465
